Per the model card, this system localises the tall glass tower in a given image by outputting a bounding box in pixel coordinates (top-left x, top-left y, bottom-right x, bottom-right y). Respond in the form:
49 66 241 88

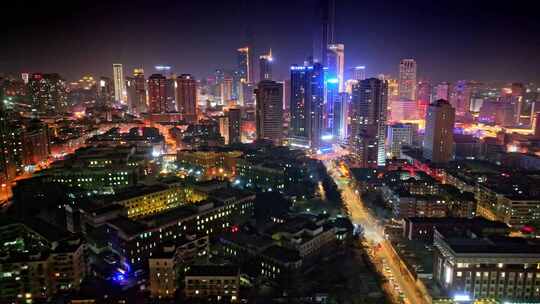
289 63 325 149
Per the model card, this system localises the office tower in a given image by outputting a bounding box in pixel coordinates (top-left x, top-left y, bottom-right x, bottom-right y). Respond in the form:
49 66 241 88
417 81 431 120
333 92 349 140
221 76 233 104
227 108 241 144
237 47 252 84
398 59 417 101
148 74 167 113
352 66 366 81
28 73 68 112
255 80 283 145
435 82 450 101
313 0 335 65
350 78 388 167
387 123 416 158
327 43 345 92
423 99 455 163
177 74 198 123
133 68 147 114
289 63 325 149
259 49 273 81
97 76 113 106
112 63 125 103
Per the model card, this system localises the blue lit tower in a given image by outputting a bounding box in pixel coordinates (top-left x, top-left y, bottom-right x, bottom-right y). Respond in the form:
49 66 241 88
289 63 325 149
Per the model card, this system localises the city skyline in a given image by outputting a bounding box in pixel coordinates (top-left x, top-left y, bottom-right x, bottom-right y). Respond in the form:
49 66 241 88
2 0 540 82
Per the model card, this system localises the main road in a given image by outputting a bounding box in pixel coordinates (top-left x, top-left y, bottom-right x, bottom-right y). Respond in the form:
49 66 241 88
324 160 428 304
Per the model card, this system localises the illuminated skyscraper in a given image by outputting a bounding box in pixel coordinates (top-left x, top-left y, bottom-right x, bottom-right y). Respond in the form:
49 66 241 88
112 63 125 103
398 59 417 101
423 99 455 163
352 66 366 81
255 80 283 145
259 49 273 81
350 78 388 167
289 63 325 149
177 74 198 123
327 43 345 92
148 74 167 113
133 68 147 114
237 47 252 84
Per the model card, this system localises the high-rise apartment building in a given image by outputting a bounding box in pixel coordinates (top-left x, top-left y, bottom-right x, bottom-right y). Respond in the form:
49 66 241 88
350 78 388 167
255 80 283 145
112 63 125 103
387 123 416 158
289 64 325 149
398 59 417 101
423 99 455 163
177 74 198 123
148 74 167 113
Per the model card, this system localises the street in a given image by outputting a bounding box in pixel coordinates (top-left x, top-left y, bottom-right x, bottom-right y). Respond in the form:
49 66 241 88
323 160 428 304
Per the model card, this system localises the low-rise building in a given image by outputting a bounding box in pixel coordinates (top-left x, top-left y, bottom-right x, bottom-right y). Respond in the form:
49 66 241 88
0 220 87 302
433 227 540 302
148 235 209 299
403 217 509 242
184 265 240 301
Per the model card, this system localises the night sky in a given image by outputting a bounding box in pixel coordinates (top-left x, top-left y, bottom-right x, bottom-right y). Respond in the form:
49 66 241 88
2 0 540 83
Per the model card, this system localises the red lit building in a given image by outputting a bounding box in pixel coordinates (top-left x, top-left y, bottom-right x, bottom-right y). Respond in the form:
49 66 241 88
148 74 167 113
176 74 198 123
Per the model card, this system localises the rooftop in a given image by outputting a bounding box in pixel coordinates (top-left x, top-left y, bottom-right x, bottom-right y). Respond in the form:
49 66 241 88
443 236 540 255
185 265 239 277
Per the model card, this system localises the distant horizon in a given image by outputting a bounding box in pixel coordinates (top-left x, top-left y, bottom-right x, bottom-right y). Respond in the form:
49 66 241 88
1 0 539 83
